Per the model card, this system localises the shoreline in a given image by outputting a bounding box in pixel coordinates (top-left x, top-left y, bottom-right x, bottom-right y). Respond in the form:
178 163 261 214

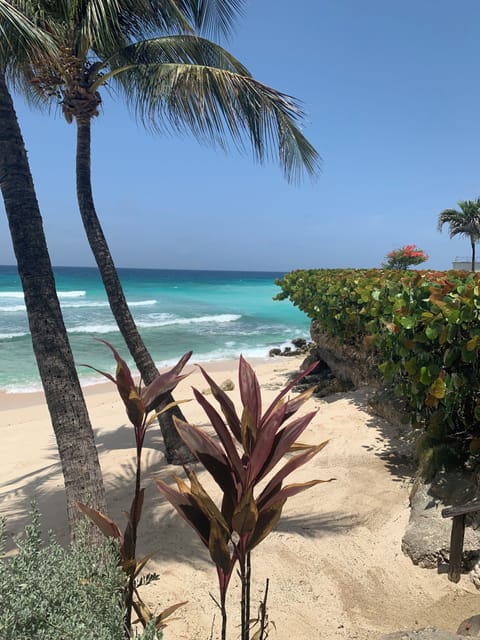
0 355 279 410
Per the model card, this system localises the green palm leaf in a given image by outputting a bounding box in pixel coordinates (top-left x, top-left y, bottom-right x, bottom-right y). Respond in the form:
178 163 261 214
0 0 56 65
113 63 319 181
438 199 480 272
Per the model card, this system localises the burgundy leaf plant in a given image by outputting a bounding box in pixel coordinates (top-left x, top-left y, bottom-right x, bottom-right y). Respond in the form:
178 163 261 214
156 356 333 640
78 339 191 637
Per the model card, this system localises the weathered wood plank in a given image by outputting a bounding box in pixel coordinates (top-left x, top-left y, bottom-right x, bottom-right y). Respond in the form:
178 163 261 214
447 514 466 583
441 501 480 518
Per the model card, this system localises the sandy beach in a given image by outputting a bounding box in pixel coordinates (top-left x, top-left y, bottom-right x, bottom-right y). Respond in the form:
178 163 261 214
1 354 479 639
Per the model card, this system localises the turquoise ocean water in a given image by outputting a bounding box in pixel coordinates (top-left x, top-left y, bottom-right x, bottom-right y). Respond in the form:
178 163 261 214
0 265 309 393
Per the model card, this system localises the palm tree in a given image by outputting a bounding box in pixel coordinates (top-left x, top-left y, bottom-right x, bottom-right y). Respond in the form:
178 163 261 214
438 199 480 272
0 2 106 535
8 0 320 463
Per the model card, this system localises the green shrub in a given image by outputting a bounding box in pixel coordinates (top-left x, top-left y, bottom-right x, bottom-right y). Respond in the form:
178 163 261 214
276 268 480 477
0 507 160 640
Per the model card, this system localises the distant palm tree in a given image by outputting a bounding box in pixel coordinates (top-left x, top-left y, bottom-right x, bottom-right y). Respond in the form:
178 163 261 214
0 1 106 535
438 199 480 272
6 0 320 462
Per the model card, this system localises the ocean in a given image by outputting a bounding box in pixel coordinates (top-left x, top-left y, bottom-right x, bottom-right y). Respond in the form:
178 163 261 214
0 265 309 393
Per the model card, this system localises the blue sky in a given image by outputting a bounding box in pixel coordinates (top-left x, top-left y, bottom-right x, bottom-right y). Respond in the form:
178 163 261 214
1 0 480 272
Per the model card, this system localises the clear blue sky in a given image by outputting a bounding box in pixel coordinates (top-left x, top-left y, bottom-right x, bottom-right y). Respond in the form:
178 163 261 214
1 0 480 272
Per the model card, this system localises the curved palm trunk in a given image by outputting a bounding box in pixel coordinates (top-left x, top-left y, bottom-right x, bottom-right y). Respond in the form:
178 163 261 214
0 73 106 535
75 118 194 464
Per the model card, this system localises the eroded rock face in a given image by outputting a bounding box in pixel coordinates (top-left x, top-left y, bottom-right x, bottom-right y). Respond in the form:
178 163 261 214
308 324 480 576
402 472 480 569
310 321 381 388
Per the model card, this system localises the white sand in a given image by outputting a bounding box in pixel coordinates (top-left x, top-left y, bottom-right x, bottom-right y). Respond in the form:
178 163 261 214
1 355 479 639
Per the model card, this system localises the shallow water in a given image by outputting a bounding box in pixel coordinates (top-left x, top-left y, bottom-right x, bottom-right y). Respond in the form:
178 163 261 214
0 265 309 392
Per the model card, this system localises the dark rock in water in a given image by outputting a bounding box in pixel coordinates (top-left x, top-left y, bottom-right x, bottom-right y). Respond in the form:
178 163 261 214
381 629 470 640
268 339 312 358
291 338 307 349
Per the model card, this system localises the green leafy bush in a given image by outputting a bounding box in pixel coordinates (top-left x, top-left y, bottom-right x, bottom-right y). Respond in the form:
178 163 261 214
0 507 160 640
276 268 480 477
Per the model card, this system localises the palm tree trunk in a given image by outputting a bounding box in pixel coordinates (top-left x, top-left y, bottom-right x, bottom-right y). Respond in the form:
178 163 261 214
472 239 476 272
0 72 107 535
75 118 194 464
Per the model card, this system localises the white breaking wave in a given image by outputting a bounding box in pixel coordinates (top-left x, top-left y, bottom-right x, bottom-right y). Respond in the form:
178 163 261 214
61 298 157 309
136 313 241 328
58 291 86 298
67 313 241 335
177 345 272 363
0 331 28 339
68 324 119 334
0 298 157 311
0 305 26 312
3 382 43 394
129 299 157 307
0 290 86 299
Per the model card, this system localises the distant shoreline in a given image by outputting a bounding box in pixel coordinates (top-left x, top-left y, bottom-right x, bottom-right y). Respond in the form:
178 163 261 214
0 263 293 275
0 355 273 409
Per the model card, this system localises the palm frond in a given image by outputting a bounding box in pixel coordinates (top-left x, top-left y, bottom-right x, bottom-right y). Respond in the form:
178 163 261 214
113 63 320 182
0 0 57 65
73 0 130 58
174 0 244 39
103 35 250 79
438 200 480 242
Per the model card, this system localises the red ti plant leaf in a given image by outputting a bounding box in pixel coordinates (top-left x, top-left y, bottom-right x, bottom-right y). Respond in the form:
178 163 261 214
198 366 241 441
96 339 137 406
261 360 320 424
238 355 262 429
123 488 145 564
125 388 146 430
156 477 211 547
132 592 153 626
174 417 237 495
271 479 332 505
257 443 329 511
257 410 318 482
141 351 192 411
232 486 258 535
208 518 233 574
246 400 288 485
192 388 245 483
154 601 189 630
247 499 287 551
77 502 124 544
187 469 230 536
240 404 257 455
283 385 318 421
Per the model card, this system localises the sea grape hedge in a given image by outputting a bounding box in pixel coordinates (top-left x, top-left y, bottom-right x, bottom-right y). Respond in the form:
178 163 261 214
275 268 480 477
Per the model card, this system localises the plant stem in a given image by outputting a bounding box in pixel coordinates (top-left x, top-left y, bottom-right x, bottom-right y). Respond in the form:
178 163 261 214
220 585 227 640
240 545 251 640
259 578 270 640
124 447 142 637
246 551 251 639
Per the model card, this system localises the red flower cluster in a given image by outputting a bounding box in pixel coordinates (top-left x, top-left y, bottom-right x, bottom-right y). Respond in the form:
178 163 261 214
384 244 428 269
